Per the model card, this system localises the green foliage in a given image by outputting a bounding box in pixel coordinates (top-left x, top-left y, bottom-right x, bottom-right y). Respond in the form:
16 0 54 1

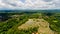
0 14 29 34
0 12 60 34
17 27 38 34
43 13 60 33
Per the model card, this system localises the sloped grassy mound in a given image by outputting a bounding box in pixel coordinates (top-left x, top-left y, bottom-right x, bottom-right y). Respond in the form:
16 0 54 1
18 19 58 34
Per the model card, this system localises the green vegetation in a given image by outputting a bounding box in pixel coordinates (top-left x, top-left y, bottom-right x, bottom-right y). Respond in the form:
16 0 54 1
42 13 60 34
0 14 28 34
0 12 60 34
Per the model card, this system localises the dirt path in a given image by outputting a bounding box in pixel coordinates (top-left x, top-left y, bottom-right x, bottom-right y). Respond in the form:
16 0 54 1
18 18 58 34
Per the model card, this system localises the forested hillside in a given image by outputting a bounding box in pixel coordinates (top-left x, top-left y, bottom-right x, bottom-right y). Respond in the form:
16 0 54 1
0 11 60 34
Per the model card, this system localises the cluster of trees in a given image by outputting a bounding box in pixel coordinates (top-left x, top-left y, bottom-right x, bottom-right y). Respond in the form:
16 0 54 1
0 14 29 34
42 13 60 34
7 26 39 34
0 12 60 34
0 13 40 34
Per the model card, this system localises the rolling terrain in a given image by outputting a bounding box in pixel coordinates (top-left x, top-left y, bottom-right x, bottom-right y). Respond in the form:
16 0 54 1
0 11 60 34
18 19 57 34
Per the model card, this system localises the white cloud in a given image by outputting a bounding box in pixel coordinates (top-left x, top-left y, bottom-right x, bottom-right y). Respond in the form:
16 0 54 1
0 0 60 10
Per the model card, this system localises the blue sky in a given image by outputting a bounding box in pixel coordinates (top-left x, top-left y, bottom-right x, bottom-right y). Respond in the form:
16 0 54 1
0 0 60 10
20 0 25 3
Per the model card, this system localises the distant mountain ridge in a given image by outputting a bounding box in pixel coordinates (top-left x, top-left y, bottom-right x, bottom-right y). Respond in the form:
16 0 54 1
0 9 60 13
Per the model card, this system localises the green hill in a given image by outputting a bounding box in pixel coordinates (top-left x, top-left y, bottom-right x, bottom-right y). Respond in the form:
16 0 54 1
0 12 60 34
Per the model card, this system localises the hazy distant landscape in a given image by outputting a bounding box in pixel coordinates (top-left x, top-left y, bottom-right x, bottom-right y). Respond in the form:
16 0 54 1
0 10 60 34
0 9 60 13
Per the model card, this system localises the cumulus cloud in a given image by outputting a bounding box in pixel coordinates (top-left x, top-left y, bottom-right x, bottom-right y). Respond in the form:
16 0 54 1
0 0 60 10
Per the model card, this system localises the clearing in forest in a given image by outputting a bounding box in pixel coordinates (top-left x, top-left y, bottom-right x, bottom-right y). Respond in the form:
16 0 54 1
18 18 58 34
